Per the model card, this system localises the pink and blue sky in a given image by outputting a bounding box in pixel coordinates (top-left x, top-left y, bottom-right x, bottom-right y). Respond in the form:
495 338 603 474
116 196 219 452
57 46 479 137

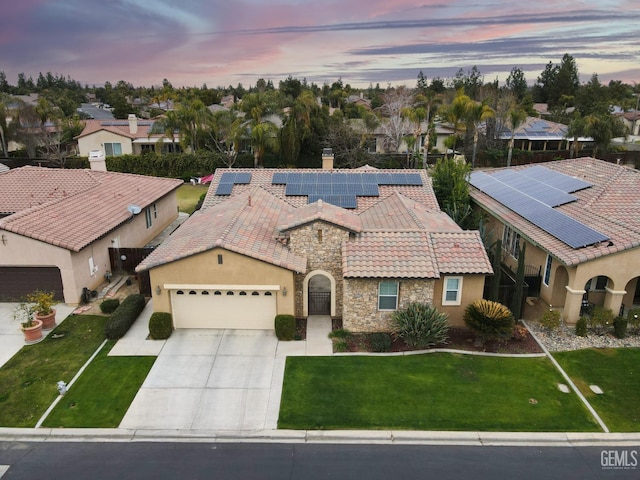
1 0 639 89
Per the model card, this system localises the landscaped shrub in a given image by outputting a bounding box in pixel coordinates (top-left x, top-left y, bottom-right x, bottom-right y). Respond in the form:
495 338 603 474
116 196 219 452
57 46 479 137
333 339 349 352
328 328 352 339
589 306 615 335
391 302 449 349
539 308 562 331
104 294 146 340
613 316 627 339
463 299 514 344
575 316 588 337
275 314 296 341
511 324 528 341
149 312 173 340
627 308 640 335
99 298 120 314
369 332 392 352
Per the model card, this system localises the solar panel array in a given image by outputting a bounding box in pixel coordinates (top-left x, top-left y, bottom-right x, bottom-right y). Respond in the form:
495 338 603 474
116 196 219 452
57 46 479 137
214 171 252 195
271 171 423 209
491 170 576 207
518 165 592 192
470 169 608 249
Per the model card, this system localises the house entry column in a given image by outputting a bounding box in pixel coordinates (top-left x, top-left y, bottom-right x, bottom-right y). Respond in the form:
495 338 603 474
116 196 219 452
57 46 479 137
564 286 585 324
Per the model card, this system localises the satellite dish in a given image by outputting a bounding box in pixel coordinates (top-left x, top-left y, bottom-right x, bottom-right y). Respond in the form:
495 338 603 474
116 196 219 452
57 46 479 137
127 205 142 215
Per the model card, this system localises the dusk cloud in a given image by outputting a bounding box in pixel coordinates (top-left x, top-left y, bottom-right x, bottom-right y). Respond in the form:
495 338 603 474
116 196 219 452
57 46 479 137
0 1 637 88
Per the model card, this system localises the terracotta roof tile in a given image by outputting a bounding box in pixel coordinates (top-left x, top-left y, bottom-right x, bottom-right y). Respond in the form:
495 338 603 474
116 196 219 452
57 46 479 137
431 231 494 274
278 200 362 232
137 187 307 273
469 157 640 266
0 167 182 251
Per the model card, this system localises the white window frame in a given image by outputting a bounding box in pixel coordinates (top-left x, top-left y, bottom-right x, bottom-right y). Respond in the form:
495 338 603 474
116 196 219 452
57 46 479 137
145 207 153 228
103 142 122 156
442 276 463 306
378 281 399 311
88 256 98 276
502 226 521 259
543 255 552 286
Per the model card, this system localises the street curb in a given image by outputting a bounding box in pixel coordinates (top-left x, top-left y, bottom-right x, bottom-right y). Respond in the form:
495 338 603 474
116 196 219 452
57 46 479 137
1 428 639 446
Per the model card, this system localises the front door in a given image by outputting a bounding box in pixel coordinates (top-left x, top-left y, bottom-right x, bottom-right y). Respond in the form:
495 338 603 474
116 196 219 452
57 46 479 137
308 274 331 315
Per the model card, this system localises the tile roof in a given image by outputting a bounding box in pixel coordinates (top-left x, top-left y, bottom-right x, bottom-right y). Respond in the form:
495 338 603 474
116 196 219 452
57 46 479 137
75 119 164 140
201 168 440 212
141 167 490 279
136 187 307 273
469 157 640 266
278 200 362 233
0 167 182 251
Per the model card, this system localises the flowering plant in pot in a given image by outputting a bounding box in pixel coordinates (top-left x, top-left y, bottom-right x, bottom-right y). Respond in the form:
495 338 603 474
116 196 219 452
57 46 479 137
26 290 57 330
13 301 43 343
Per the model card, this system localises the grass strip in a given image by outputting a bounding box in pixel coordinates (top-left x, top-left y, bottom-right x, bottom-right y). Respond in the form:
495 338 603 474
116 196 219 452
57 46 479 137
553 348 640 432
0 315 108 427
42 341 155 428
279 353 599 432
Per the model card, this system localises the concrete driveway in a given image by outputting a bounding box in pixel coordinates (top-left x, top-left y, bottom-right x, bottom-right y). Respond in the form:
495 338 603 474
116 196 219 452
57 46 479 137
119 329 286 432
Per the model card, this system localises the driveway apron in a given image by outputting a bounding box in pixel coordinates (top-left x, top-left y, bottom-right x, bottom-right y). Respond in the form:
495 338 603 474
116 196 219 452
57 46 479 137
119 329 284 432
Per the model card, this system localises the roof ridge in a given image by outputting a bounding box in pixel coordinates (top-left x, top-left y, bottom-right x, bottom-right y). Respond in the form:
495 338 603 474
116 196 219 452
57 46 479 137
583 163 626 210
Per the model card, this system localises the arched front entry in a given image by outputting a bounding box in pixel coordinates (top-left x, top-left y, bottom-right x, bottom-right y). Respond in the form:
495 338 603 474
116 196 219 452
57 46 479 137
551 265 569 307
303 270 336 316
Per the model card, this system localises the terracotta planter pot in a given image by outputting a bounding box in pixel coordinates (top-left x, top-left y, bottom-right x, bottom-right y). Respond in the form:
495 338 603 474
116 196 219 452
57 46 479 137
35 309 56 330
22 319 43 343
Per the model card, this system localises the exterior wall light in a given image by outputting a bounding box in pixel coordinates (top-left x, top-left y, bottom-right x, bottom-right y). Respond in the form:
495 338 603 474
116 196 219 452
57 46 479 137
282 286 287 296
156 285 161 295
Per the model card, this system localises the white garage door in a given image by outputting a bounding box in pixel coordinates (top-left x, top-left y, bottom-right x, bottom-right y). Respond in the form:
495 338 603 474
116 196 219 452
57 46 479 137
171 287 278 329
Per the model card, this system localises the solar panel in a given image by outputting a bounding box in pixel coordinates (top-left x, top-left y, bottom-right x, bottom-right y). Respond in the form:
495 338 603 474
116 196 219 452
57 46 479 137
492 170 577 207
360 183 380 196
470 172 608 248
235 172 252 184
219 172 237 183
376 173 393 184
405 173 423 185
215 183 233 195
331 183 349 195
518 166 592 193
285 183 304 195
271 172 288 184
287 173 303 184
317 173 333 184
308 194 357 209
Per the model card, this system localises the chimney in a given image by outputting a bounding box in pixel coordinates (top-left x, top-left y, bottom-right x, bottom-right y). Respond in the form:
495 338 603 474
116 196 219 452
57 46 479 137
88 150 107 172
128 114 138 134
322 148 334 170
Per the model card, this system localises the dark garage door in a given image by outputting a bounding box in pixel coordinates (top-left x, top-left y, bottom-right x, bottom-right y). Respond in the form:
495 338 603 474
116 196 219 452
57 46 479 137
0 267 64 301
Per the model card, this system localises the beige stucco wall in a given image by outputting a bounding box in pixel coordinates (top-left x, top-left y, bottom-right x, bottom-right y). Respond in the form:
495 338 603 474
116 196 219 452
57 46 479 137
288 222 349 318
0 191 178 303
342 278 435 332
148 248 295 316
433 275 487 325
78 131 133 157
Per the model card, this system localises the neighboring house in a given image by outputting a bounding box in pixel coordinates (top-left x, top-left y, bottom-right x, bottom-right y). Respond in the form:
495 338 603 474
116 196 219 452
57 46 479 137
76 114 181 157
469 158 640 323
614 110 640 137
137 158 492 332
346 94 372 110
350 119 454 155
495 116 591 152
0 166 182 303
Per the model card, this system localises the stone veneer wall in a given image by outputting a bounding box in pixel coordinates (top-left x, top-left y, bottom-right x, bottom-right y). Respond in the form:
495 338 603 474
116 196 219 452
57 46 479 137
343 278 435 332
288 222 350 317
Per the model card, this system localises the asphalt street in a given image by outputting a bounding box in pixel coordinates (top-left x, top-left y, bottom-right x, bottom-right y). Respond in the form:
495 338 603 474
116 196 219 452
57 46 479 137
0 441 638 480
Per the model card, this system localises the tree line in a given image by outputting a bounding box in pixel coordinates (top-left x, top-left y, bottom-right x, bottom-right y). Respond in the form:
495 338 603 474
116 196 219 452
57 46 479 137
1 54 637 168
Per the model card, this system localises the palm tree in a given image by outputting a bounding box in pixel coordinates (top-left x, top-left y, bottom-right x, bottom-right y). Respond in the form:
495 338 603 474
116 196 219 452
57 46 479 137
506 107 527 166
401 103 426 167
465 100 495 167
443 89 472 158
566 114 587 158
240 91 282 167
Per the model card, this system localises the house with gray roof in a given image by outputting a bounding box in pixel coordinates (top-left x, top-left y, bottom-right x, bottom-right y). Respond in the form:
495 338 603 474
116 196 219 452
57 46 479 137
137 160 492 332
469 157 640 323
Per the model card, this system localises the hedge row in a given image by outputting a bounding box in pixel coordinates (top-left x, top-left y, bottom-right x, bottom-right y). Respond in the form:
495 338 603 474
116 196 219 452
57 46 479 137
104 294 147 340
275 314 296 341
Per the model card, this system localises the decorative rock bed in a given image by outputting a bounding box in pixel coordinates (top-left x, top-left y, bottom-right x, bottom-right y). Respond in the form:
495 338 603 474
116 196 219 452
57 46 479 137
526 321 640 352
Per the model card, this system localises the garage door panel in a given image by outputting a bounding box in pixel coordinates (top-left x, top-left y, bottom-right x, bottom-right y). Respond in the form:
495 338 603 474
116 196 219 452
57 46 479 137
172 289 276 329
0 266 64 301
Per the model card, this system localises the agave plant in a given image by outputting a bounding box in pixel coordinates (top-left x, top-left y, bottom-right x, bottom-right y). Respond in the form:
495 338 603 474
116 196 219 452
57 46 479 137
391 302 449 349
464 299 514 344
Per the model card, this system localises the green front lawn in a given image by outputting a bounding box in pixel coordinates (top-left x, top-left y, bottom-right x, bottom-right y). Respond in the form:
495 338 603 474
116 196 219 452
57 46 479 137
554 348 640 432
42 341 155 428
279 354 599 432
176 184 208 214
0 315 108 427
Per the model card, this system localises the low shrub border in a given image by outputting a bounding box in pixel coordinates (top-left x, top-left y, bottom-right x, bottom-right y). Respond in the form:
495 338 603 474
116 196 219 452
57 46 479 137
104 294 146 340
99 298 120 314
149 312 173 340
275 314 296 340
